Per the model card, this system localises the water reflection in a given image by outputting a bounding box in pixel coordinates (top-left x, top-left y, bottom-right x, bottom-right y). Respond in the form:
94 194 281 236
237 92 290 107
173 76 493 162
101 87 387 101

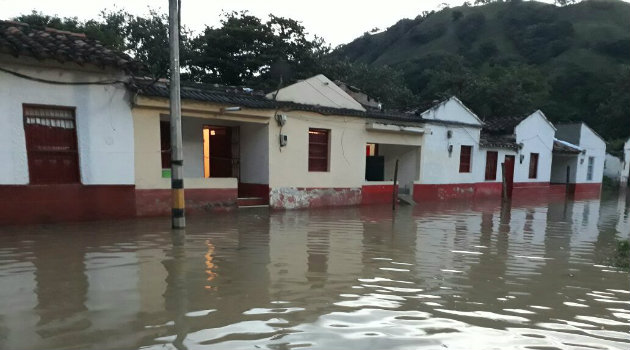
0 193 628 350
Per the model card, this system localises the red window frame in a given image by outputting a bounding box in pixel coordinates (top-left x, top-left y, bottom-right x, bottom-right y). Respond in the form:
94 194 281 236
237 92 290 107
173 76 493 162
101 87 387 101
23 104 80 184
160 121 171 169
484 151 498 180
529 153 539 179
308 128 330 172
459 145 472 173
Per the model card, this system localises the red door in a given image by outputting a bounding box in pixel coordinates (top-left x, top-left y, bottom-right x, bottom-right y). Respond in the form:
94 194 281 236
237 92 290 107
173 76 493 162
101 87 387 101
504 155 515 198
24 105 80 184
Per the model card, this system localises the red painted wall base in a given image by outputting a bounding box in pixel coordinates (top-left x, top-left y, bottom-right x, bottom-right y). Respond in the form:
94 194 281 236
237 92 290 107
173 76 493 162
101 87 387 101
135 188 237 217
362 184 398 205
0 185 136 225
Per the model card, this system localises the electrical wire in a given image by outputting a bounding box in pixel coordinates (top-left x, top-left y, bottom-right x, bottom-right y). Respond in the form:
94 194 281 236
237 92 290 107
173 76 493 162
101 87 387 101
0 66 129 85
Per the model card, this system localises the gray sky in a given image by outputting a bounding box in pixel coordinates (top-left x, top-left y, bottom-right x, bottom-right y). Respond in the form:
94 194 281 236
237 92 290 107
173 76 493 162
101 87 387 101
1 0 572 46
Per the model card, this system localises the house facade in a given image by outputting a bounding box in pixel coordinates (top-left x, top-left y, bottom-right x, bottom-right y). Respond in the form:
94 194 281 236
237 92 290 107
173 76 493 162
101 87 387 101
478 110 556 197
553 123 606 195
0 21 139 224
412 97 484 200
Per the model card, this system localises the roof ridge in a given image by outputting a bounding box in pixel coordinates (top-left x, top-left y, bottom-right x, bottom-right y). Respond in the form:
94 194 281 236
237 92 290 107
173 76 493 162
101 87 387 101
44 26 86 38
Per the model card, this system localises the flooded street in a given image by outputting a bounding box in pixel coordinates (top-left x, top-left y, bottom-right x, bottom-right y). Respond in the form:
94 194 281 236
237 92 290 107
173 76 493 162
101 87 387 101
1 194 629 350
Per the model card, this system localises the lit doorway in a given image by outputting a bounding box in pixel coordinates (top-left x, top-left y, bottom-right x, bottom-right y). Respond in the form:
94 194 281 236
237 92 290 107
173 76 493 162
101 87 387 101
203 126 237 178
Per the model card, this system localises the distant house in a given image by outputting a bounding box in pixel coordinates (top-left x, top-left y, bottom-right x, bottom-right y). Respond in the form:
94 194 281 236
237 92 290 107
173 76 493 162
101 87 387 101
335 80 382 110
479 111 557 198
603 153 622 182
553 123 606 195
0 21 140 224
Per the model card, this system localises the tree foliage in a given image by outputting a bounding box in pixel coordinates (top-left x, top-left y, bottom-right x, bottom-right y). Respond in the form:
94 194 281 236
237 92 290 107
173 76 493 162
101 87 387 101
187 12 328 89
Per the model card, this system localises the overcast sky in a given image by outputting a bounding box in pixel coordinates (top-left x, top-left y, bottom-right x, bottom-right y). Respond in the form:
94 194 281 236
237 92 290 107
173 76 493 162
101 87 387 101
0 0 586 46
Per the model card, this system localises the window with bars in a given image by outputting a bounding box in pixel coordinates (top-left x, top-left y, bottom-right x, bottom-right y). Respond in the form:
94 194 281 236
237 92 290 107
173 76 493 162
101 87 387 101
529 153 539 179
308 128 330 172
587 156 594 181
484 151 498 180
23 105 80 184
459 145 472 173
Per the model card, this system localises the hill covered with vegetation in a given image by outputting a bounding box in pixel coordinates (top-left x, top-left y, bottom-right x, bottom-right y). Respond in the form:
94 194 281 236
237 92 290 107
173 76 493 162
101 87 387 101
334 0 630 147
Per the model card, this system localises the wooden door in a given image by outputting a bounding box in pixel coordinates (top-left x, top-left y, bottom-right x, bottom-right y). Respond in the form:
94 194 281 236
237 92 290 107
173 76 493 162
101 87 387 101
24 105 80 184
206 126 232 178
504 155 515 198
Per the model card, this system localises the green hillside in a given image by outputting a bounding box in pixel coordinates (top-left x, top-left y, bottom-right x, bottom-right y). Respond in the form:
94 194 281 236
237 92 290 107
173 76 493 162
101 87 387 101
334 0 630 145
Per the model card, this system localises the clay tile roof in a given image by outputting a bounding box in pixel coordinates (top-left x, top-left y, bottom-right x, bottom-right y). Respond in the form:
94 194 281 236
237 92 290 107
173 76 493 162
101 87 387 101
0 20 142 72
480 133 518 150
482 115 527 134
134 78 428 124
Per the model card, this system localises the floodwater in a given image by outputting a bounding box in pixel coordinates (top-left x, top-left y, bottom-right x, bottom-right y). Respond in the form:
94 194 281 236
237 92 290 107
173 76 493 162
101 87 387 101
1 193 629 350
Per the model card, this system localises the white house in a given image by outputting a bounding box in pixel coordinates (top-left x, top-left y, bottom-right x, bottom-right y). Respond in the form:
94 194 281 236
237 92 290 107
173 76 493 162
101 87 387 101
412 97 485 200
478 111 558 199
0 21 138 224
553 123 606 195
603 153 623 182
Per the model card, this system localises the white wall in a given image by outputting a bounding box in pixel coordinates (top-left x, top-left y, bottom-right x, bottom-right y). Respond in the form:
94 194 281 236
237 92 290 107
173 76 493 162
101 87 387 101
513 111 555 183
604 153 622 181
420 123 482 184
477 148 518 183
240 124 269 184
416 98 484 184
0 57 134 185
574 124 606 183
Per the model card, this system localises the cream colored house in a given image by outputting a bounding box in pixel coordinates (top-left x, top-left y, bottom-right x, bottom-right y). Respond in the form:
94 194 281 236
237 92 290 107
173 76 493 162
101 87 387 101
132 76 428 212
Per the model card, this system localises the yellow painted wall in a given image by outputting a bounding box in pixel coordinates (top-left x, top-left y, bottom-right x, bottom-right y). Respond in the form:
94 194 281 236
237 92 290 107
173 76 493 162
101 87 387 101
267 111 423 189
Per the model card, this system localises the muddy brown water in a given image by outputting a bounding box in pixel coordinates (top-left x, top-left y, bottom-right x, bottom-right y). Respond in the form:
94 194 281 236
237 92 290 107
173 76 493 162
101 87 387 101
1 194 629 350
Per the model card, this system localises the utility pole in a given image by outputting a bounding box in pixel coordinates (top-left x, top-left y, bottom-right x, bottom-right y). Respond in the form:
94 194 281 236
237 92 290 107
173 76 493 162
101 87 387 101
169 0 185 228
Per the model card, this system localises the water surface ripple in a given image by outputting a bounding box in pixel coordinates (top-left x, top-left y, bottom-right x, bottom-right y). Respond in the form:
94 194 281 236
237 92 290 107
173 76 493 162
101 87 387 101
0 194 629 349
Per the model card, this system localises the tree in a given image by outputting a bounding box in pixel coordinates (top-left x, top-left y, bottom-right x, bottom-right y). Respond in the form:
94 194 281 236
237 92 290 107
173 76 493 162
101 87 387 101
319 59 415 109
188 11 328 89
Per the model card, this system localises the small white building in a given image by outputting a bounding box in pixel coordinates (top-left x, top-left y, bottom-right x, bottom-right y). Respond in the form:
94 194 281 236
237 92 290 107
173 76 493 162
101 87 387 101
603 153 623 182
0 21 138 224
553 123 606 194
